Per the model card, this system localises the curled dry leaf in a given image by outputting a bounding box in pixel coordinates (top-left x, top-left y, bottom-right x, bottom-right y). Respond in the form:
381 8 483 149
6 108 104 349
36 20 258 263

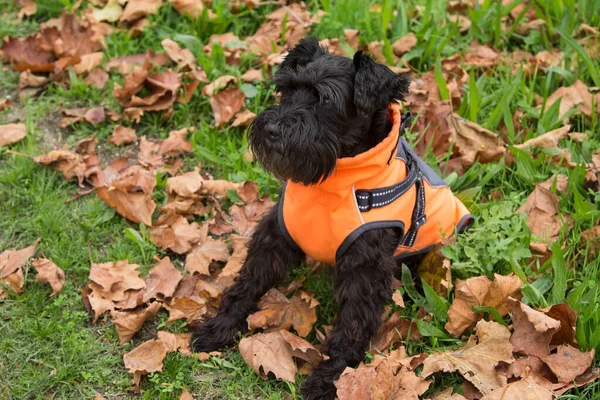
231 109 256 127
19 70 48 89
108 125 137 145
508 299 560 358
159 127 193 156
59 107 105 127
111 302 162 344
165 295 207 323
517 184 572 241
73 52 104 75
1 36 55 72
138 136 164 169
247 288 317 337
166 170 204 197
542 80 600 120
241 68 263 83
92 0 124 22
123 339 169 379
171 0 204 18
0 123 27 147
161 38 196 69
82 283 116 322
0 99 13 111
480 377 553 400
156 331 192 355
371 308 421 352
417 240 454 296
392 32 418 56
427 387 467 399
88 260 146 303
541 344 594 384
151 214 204 254
143 257 183 302
514 125 571 150
16 0 37 18
32 258 65 296
335 349 430 400
37 12 107 59
0 269 24 298
184 237 230 275
0 238 40 279
120 0 163 24
422 320 515 394
105 51 170 74
239 330 322 382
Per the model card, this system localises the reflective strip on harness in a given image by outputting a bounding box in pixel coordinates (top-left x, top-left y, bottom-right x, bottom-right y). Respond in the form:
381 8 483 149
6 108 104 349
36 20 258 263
355 165 418 212
401 174 427 247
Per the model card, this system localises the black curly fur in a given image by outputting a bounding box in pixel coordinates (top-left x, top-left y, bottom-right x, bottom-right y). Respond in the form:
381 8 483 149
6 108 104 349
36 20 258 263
191 36 414 400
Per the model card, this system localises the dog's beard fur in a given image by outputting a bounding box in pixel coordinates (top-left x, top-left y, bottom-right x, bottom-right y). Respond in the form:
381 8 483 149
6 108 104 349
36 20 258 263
249 37 410 185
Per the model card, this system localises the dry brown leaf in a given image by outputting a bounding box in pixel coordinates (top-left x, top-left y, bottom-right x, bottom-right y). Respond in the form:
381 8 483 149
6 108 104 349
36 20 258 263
543 80 599 119
447 113 506 171
164 295 207 322
239 330 321 382
1 36 55 72
19 70 48 89
241 68 263 83
201 75 237 97
517 184 572 241
161 38 195 69
335 350 430 400
32 258 65 296
166 170 203 197
82 283 116 322
37 12 106 59
541 344 594 383
85 69 109 88
0 99 13 111
422 320 514 394
105 51 170 74
231 109 256 127
59 107 105 127
0 239 40 279
480 377 553 400
111 302 162 344
514 125 571 150
508 299 560 358
0 269 24 298
418 241 454 296
159 127 193 156
108 125 137 145
16 0 37 18
428 387 468 399
123 339 168 381
445 275 491 337
371 308 421 352
184 237 230 275
515 19 546 35
392 32 417 56
138 136 164 168
143 257 183 302
151 214 204 254
171 0 204 18
73 52 104 75
95 166 156 225
0 123 27 147
544 302 578 347
247 288 317 337
88 260 146 303
464 44 499 68
120 0 163 24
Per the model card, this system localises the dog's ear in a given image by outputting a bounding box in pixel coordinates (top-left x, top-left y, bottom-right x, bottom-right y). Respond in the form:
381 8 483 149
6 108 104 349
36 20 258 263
353 51 410 117
280 37 327 70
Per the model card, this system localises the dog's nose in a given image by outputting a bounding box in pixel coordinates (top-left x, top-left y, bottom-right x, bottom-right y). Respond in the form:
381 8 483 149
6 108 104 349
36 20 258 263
265 123 280 140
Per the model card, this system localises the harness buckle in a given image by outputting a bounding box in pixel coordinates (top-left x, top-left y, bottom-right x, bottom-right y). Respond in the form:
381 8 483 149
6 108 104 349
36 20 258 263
413 215 427 229
355 190 373 212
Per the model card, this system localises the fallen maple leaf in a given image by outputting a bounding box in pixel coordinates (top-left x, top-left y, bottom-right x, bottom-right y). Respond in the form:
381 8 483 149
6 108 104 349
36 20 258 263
15 0 36 18
73 52 104 75
480 377 553 400
108 125 137 145
0 239 40 279
370 307 421 352
0 123 27 147
32 258 65 296
541 344 594 384
171 0 204 18
422 320 514 394
82 283 116 322
88 260 146 303
335 348 430 400
1 36 55 72
159 127 193 156
18 70 48 90
514 125 571 150
247 288 317 337
150 214 204 254
59 107 105 127
164 295 207 323
123 338 169 384
239 330 322 382
508 299 560 358
105 51 170 74
111 302 162 344
143 257 183 302
161 38 196 69
231 109 256 127
184 237 230 275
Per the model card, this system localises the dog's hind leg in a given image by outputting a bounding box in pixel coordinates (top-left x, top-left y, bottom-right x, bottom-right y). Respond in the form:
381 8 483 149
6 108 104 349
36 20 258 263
301 228 398 400
190 204 305 352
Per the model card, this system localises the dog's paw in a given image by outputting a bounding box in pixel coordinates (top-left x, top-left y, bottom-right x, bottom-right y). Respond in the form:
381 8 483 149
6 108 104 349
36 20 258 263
301 371 337 400
190 316 243 352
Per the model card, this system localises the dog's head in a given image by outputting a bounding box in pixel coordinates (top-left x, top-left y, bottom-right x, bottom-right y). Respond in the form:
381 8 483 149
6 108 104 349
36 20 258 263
249 37 410 185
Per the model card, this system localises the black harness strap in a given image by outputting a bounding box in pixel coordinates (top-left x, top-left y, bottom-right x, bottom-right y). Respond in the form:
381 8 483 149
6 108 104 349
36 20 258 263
355 110 427 246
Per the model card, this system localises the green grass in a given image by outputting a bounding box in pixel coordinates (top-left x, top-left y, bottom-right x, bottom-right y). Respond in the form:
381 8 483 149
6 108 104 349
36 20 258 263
1 0 600 398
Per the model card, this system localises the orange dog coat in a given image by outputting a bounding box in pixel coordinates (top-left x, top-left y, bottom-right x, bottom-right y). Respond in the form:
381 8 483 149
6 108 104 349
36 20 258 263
278 103 474 265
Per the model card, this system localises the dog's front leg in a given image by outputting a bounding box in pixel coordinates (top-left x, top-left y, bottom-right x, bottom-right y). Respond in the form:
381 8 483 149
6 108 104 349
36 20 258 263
191 204 305 352
302 229 398 400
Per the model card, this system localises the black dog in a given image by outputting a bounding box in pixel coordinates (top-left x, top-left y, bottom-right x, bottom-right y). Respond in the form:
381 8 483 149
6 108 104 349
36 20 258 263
191 37 425 399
